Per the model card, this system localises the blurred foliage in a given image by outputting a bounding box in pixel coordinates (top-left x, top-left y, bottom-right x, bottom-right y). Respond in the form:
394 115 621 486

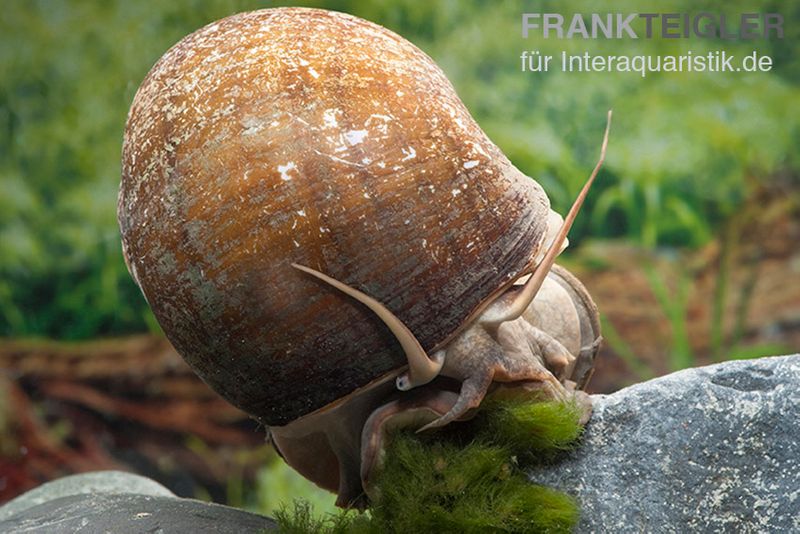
250 455 339 517
1 0 798 340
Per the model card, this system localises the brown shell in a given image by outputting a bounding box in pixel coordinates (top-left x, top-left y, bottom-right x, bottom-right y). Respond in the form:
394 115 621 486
118 8 550 426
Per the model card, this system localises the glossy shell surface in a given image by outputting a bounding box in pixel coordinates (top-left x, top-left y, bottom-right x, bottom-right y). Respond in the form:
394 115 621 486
118 8 551 425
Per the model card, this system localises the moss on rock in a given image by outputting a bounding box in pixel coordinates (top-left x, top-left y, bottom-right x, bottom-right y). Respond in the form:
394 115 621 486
275 399 583 533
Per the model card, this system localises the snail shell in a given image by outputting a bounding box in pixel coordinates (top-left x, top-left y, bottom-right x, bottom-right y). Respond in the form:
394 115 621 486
118 8 555 426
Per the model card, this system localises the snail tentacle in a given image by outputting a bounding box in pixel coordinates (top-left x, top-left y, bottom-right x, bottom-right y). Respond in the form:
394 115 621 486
494 110 612 324
292 263 444 388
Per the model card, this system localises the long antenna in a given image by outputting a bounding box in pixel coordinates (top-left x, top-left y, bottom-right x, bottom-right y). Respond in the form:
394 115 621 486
494 109 612 323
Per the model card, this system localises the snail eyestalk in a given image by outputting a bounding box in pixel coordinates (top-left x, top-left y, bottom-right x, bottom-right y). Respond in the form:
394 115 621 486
497 109 612 324
292 263 444 389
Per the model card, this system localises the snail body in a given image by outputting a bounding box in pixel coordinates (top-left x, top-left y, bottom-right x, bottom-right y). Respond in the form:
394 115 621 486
119 8 602 507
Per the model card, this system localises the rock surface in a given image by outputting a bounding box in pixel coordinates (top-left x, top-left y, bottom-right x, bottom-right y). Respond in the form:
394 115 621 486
528 354 800 533
0 471 277 533
0 493 277 533
0 471 174 522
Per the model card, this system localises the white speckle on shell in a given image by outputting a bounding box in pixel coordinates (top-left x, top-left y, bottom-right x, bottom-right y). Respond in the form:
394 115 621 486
344 129 368 145
401 146 416 161
323 109 339 128
278 162 297 181
242 116 266 135
463 160 479 169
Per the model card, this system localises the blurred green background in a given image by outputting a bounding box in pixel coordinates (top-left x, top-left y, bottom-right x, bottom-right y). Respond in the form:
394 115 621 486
2 0 797 339
1 0 798 517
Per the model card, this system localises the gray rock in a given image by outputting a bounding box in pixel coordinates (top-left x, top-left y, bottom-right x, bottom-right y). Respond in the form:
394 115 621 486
0 471 278 532
528 355 800 533
0 493 277 533
0 470 174 521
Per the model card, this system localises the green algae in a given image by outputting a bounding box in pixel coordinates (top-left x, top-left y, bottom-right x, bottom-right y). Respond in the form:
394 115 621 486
274 399 583 533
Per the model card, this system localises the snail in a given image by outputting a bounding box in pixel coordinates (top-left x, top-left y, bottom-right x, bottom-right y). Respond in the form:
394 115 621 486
118 8 606 507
